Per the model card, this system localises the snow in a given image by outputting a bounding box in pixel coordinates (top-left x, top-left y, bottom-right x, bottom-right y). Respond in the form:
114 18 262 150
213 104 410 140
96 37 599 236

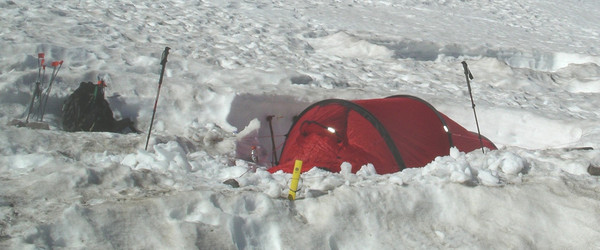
1 0 600 249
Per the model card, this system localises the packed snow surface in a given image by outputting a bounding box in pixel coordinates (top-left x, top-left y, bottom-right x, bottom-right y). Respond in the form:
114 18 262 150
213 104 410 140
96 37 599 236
2 0 600 249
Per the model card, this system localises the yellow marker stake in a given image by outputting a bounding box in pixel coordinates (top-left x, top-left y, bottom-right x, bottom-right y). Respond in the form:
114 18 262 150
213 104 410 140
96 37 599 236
288 160 303 200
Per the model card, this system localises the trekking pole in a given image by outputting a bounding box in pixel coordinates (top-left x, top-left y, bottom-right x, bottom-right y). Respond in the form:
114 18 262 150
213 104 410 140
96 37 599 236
39 60 63 121
145 47 171 150
37 53 44 80
25 53 45 122
25 82 42 123
461 61 485 154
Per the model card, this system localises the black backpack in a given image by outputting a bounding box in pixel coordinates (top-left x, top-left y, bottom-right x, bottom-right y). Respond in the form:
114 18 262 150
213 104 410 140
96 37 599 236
62 82 138 133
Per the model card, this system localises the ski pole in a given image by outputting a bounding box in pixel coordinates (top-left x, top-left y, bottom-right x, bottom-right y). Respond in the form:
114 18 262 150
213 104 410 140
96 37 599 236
145 47 171 150
39 60 63 121
461 61 485 153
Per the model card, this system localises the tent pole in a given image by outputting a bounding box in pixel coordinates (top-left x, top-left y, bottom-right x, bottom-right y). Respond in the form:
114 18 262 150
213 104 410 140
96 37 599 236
461 61 485 154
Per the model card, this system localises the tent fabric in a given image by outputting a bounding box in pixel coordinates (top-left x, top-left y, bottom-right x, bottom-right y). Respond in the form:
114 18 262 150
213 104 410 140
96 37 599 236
268 95 497 174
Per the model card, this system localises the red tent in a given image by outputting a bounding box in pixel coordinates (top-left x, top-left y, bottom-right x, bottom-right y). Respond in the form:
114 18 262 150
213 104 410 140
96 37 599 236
268 95 496 174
